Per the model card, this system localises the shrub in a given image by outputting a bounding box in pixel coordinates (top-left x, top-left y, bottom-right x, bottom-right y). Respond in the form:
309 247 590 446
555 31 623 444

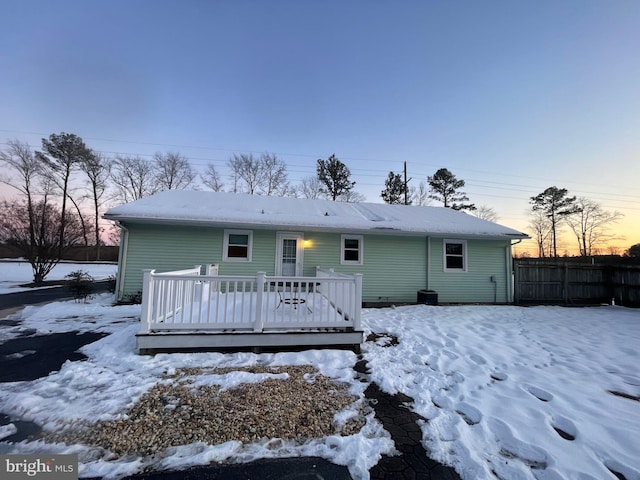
123 290 143 304
65 270 95 303
106 274 117 293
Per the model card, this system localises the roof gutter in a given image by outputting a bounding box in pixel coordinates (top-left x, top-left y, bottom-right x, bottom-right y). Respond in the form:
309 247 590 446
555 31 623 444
103 215 529 240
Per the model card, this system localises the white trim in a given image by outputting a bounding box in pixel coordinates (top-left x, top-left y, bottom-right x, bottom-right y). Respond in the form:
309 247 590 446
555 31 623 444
443 239 467 272
341 234 364 265
275 232 304 276
115 225 129 301
223 229 253 262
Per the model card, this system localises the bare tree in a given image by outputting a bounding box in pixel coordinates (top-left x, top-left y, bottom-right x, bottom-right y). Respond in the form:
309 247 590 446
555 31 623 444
0 140 43 259
474 205 499 222
65 192 93 248
80 152 111 259
201 163 224 191
565 197 623 257
297 175 326 199
110 155 158 204
153 152 196 191
409 181 430 206
606 245 622 256
227 154 263 194
0 140 42 199
528 210 553 258
0 197 85 284
35 132 92 256
338 190 366 203
104 222 122 247
259 153 289 195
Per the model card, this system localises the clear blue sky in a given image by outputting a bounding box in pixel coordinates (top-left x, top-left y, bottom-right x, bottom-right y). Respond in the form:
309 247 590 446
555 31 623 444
1 0 639 254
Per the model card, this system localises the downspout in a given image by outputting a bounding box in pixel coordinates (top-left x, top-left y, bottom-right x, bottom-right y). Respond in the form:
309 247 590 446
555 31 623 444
115 223 129 302
506 239 523 303
426 236 431 290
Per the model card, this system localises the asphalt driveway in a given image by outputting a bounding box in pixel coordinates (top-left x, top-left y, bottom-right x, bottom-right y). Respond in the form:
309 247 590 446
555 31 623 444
0 331 107 382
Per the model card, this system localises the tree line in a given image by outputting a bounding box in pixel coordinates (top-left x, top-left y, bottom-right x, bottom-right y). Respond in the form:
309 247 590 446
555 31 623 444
528 186 626 258
0 132 635 283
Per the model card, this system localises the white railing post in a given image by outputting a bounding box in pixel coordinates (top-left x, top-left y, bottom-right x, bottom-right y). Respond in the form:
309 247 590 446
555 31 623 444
140 269 155 333
207 264 219 295
353 273 363 330
254 272 266 332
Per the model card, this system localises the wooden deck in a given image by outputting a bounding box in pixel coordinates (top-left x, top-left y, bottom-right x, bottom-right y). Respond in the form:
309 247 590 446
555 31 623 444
137 265 363 353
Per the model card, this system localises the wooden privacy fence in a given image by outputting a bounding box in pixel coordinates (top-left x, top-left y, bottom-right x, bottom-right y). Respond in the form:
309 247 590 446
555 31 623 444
514 261 640 306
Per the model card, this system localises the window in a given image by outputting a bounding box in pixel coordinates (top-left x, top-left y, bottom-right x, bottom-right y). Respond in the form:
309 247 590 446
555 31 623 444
443 239 467 272
341 235 363 265
224 230 252 261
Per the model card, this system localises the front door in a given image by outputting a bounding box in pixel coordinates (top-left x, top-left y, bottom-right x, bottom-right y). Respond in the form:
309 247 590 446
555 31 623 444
276 233 303 276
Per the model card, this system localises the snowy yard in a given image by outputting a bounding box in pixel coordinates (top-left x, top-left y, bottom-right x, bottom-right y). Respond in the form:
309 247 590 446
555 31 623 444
0 284 639 478
0 259 117 294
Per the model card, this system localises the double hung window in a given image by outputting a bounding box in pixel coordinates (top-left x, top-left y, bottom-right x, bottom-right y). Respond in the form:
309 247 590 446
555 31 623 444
444 239 467 272
341 235 363 265
224 230 252 261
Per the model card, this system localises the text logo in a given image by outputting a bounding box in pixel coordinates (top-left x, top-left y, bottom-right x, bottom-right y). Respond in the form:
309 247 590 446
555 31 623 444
1 455 78 479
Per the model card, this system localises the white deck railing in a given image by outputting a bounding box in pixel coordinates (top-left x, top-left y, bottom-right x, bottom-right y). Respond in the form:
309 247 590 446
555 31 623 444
139 265 362 334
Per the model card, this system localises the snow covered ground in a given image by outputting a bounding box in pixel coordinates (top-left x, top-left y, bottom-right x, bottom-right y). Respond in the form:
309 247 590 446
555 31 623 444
0 272 639 479
0 260 117 294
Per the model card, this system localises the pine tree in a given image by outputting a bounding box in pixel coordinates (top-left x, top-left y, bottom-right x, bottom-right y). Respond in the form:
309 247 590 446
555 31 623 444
316 154 355 201
381 172 410 204
35 132 92 257
530 186 581 258
427 168 476 211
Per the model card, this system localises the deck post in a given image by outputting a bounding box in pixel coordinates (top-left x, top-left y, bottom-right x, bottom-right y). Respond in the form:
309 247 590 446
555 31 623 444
140 269 155 334
254 272 266 332
353 273 363 331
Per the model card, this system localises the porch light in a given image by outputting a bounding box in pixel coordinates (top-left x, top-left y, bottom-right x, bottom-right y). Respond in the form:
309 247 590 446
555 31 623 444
303 239 312 248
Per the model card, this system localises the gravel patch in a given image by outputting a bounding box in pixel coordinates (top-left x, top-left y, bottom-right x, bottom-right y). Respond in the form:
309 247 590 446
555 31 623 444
49 365 366 456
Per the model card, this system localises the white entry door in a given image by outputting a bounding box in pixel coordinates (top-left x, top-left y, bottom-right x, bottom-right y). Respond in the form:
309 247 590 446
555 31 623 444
276 233 304 276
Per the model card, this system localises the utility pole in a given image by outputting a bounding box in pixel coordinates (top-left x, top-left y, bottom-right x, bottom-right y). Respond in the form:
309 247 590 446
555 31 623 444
403 161 412 205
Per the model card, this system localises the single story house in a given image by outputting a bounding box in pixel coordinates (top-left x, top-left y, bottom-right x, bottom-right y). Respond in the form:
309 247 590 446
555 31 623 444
104 191 529 306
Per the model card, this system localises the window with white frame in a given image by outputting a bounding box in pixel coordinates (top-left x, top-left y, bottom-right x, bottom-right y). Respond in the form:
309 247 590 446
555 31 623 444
443 239 467 272
341 235 363 265
223 230 253 261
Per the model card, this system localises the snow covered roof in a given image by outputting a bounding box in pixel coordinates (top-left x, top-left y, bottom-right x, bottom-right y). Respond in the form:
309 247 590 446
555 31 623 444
104 190 529 239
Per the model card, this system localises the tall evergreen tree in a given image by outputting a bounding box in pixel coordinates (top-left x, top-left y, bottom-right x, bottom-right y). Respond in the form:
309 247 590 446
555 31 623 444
427 168 476 211
35 132 92 257
381 171 410 204
530 186 581 258
316 154 355 201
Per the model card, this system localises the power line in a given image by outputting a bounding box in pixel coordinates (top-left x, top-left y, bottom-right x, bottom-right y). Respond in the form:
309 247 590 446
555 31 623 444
2 134 639 209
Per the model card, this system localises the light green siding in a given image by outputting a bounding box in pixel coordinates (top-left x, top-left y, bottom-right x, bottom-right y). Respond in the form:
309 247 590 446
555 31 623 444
428 237 510 303
119 224 428 303
118 223 510 304
300 232 427 303
119 224 277 299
